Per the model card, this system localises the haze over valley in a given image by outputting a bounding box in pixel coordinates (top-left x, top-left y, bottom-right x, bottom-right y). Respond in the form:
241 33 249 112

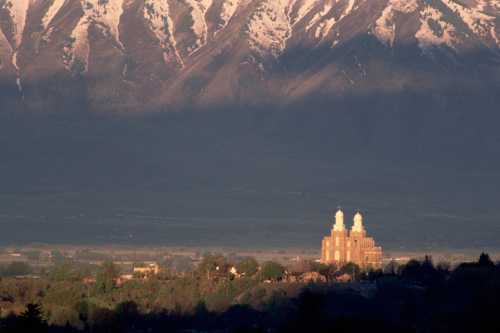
0 0 499 251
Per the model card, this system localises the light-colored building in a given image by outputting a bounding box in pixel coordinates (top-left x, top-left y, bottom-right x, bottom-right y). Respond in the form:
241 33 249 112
116 274 134 286
321 209 382 268
133 263 160 277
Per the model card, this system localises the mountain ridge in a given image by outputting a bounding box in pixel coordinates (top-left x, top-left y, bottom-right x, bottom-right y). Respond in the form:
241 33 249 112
0 0 499 112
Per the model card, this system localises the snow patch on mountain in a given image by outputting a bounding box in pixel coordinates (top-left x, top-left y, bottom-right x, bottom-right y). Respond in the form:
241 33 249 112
218 0 241 32
12 51 23 94
291 0 317 26
144 0 184 66
185 0 213 54
0 1 30 95
341 0 357 19
441 0 498 45
3 0 30 48
63 15 89 72
63 0 125 73
0 29 13 70
0 29 22 93
310 0 357 40
315 17 337 39
458 0 499 17
374 0 419 46
87 0 124 48
42 0 66 31
306 2 333 33
416 6 458 51
491 27 500 45
247 0 294 58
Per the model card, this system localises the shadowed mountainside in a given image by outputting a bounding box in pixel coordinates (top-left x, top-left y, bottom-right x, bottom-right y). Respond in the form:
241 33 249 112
0 101 499 249
0 0 499 249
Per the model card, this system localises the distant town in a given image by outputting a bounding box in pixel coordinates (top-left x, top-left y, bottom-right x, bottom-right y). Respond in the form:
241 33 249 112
0 208 499 332
0 209 497 284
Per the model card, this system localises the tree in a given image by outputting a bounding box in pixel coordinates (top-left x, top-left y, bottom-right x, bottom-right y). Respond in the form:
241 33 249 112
236 257 259 276
260 262 285 282
87 307 117 332
164 255 194 273
478 252 494 267
74 301 90 326
400 259 422 281
315 263 337 282
338 263 361 281
0 261 32 277
46 306 81 328
436 262 451 274
401 257 441 286
290 260 314 275
383 260 399 275
51 250 66 264
197 254 230 280
43 280 85 309
23 250 41 261
47 263 83 282
17 303 48 333
115 301 140 330
94 261 120 294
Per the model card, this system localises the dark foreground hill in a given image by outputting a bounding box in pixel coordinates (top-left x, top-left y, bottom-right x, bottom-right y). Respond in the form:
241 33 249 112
0 254 499 333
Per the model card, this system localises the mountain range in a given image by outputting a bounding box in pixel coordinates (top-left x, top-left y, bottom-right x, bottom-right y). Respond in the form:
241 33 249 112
0 0 499 112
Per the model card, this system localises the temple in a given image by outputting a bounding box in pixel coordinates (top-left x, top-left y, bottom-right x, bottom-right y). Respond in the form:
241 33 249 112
321 209 382 268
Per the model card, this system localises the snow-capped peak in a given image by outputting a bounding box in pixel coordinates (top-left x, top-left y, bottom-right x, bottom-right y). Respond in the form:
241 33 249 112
306 0 357 41
63 0 125 73
247 0 294 58
217 0 241 33
415 5 458 51
143 0 184 66
42 0 67 31
185 0 213 54
441 0 499 46
291 0 319 26
374 0 419 46
3 0 30 48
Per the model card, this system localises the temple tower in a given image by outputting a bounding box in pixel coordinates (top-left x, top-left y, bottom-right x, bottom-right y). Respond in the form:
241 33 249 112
351 211 365 234
349 211 366 264
322 209 348 264
321 209 382 268
332 209 349 263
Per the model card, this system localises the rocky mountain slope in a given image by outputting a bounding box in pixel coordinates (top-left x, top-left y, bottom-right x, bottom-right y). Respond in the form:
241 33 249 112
0 0 499 112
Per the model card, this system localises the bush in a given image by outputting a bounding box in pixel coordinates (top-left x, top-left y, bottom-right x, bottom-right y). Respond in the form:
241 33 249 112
260 262 285 282
236 257 259 276
94 261 120 294
338 262 361 280
47 306 82 328
47 263 85 282
0 262 33 277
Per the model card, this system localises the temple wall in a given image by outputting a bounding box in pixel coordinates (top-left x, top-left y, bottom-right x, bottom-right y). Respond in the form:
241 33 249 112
320 212 382 268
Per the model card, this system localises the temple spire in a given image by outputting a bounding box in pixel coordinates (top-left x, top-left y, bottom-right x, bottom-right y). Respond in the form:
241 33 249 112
352 211 365 233
333 208 345 231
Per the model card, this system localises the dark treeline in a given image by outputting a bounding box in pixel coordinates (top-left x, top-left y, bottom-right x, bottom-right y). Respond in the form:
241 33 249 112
0 253 499 332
